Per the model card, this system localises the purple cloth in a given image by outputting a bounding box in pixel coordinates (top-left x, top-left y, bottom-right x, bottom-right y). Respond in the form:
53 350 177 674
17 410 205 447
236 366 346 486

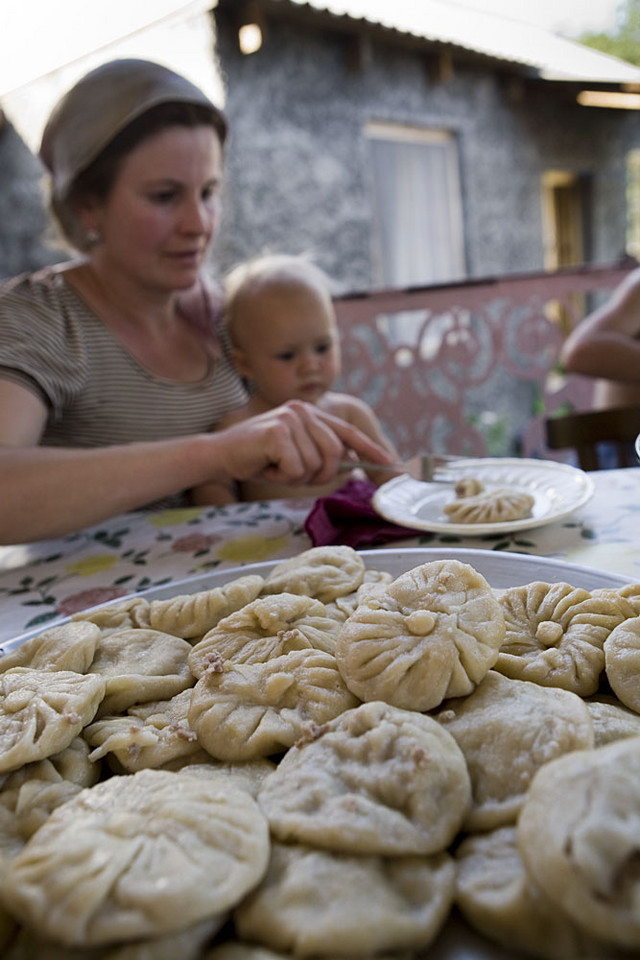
304 477 426 548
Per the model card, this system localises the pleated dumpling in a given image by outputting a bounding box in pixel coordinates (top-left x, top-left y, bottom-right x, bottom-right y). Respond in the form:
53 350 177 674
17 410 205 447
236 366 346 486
188 649 359 761
495 581 630 696
235 841 455 957
84 689 201 773
435 671 594 831
444 486 534 524
147 574 265 641
261 546 365 603
585 695 640 746
88 628 193 715
604 615 640 712
257 700 471 857
2 769 270 948
2 918 222 959
0 737 101 841
188 593 341 678
0 668 105 773
455 826 612 959
517 738 640 951
0 621 100 675
335 559 505 712
72 596 151 635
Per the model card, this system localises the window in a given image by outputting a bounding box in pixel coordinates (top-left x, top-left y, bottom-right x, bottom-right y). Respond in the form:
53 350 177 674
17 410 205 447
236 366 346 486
541 170 584 272
541 170 586 334
626 149 640 259
365 122 466 287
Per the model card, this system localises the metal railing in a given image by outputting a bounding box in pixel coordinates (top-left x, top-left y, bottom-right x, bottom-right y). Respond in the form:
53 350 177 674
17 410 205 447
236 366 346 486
334 260 636 462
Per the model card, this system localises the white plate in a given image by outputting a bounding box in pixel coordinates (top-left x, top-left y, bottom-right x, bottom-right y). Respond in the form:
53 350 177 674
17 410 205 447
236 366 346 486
372 458 595 535
1 545 627 656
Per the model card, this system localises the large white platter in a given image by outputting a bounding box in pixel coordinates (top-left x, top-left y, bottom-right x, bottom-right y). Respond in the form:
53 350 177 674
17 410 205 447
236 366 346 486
372 458 595 535
0 546 631 959
1 545 628 657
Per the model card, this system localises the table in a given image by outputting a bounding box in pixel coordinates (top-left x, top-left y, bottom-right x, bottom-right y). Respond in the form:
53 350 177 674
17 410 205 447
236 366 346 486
1 467 638 647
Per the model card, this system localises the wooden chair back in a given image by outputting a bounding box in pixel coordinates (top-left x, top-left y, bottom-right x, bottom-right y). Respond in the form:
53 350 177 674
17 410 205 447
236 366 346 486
544 406 640 471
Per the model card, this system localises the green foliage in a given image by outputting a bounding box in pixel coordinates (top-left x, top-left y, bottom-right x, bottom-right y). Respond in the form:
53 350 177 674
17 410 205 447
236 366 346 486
578 0 640 66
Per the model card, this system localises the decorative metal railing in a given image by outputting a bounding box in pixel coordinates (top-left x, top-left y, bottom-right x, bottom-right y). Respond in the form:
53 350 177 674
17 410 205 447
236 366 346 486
334 260 636 462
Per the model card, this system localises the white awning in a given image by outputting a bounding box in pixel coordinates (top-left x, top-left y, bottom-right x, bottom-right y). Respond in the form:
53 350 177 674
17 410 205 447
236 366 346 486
0 0 221 151
0 0 217 95
281 0 640 84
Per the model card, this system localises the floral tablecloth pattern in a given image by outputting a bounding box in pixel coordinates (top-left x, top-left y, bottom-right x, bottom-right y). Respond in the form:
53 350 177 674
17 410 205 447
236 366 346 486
1 468 638 646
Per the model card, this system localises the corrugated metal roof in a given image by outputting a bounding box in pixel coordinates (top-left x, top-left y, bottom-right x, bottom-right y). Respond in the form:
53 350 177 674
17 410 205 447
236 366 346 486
278 0 640 84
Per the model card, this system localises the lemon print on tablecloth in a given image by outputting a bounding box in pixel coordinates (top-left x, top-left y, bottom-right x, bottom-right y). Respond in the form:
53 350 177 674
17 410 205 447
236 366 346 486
217 535 290 563
147 508 203 527
66 554 119 576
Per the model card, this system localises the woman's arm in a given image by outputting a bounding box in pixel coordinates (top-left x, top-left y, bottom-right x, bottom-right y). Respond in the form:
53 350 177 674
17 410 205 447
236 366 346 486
561 269 640 383
0 384 394 543
327 393 401 486
189 407 247 506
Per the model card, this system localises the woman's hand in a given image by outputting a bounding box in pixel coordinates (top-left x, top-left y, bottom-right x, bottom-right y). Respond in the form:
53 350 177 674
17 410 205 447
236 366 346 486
210 400 395 487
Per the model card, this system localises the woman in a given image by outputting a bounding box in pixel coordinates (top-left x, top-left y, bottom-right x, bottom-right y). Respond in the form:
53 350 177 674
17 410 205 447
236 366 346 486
0 59 391 545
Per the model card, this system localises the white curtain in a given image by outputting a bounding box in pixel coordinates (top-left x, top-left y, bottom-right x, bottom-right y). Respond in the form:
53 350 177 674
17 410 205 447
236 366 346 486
368 127 466 287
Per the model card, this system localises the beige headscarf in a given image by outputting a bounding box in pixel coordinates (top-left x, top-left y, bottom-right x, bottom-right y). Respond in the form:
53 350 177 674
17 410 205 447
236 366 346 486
39 58 227 199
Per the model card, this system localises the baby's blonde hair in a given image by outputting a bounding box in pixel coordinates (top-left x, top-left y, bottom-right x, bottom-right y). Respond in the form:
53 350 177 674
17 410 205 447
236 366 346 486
224 253 335 346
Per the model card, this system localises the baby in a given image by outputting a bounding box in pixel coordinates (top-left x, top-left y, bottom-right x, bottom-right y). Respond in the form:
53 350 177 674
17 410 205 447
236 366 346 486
191 253 398 504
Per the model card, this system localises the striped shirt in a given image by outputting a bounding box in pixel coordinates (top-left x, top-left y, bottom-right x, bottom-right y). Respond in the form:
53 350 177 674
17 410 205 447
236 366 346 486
0 265 248 449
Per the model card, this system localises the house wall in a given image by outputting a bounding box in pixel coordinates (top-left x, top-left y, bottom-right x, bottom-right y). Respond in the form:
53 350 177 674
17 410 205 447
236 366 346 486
0 11 636 289
212 9 639 291
0 118 65 280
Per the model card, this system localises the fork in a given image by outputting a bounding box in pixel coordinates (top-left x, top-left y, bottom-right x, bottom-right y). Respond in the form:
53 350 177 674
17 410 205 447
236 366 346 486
339 453 468 483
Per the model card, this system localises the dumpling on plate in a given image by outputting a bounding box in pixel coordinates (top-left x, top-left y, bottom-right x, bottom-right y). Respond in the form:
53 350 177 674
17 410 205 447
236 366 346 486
84 689 201 773
88 628 194 716
444 487 534 524
188 593 340 678
517 737 640 950
453 476 485 498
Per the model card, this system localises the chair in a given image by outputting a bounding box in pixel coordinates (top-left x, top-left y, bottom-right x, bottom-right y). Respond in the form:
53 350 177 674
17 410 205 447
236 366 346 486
544 406 640 471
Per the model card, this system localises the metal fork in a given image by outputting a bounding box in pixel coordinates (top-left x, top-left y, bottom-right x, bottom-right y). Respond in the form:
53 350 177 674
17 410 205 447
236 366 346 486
340 453 466 482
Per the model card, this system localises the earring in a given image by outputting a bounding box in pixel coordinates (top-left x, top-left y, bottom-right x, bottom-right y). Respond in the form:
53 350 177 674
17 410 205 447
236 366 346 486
86 228 101 246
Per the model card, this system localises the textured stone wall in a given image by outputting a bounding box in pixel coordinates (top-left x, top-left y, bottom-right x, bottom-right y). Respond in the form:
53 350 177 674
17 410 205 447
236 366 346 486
213 9 639 292
0 116 65 280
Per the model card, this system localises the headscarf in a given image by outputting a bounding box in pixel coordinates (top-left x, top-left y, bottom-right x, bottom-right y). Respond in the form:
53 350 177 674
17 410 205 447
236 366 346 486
39 58 227 199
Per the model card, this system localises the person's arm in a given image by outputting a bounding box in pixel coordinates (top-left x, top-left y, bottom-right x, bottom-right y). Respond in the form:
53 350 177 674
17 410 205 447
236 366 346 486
189 406 240 507
561 269 640 384
0 383 393 543
330 394 401 486
190 477 239 506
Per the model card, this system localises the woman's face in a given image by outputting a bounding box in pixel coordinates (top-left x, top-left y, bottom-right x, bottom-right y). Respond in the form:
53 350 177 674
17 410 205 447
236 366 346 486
84 124 223 291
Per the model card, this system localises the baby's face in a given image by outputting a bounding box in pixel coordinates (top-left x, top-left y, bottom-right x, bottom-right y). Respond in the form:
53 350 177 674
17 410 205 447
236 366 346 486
233 285 341 407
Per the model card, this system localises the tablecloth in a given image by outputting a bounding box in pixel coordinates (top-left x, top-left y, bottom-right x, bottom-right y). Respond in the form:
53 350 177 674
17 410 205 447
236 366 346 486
0 467 638 645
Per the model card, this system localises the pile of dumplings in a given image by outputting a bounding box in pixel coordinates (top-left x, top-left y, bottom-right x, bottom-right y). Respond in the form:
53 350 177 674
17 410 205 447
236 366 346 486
0 544 639 960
